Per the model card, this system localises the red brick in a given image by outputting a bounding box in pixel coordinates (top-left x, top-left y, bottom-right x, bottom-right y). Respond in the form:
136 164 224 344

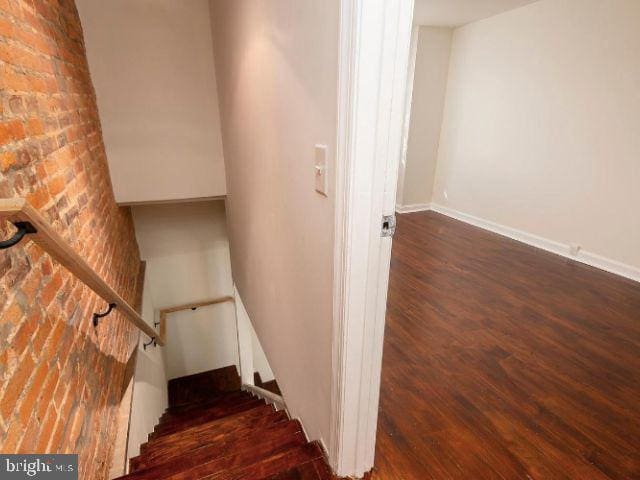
25 243 44 264
45 319 65 358
25 117 44 136
37 367 59 419
66 405 85 448
18 362 49 424
40 272 62 306
0 355 35 420
0 151 17 172
58 387 74 423
10 311 38 356
25 186 50 209
0 119 26 144
41 258 53 276
49 418 66 453
1 420 24 453
0 15 13 38
52 374 67 410
0 68 29 92
1 300 24 327
0 0 141 470
32 318 51 352
47 175 65 196
19 271 41 298
35 404 57 452
17 416 39 453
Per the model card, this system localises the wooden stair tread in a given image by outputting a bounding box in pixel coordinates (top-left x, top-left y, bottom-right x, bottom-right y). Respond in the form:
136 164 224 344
262 459 334 480
144 404 277 451
124 367 334 480
131 417 298 472
163 442 324 480
153 398 266 438
139 408 286 458
223 442 325 480
118 432 307 480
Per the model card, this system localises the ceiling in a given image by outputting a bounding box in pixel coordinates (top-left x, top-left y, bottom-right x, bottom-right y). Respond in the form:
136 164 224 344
413 0 540 27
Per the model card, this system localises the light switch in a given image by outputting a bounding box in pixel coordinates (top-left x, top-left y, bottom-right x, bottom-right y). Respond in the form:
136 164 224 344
314 144 328 196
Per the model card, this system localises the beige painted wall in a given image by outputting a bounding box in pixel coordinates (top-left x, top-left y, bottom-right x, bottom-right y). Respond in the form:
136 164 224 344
400 26 453 207
209 0 339 445
250 318 275 383
131 201 238 380
76 0 226 204
433 0 640 268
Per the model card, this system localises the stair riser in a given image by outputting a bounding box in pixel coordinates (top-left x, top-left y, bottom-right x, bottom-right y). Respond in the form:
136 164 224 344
163 391 252 416
168 366 241 407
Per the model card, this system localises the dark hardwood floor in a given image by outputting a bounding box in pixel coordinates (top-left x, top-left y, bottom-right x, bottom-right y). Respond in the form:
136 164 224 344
371 211 640 480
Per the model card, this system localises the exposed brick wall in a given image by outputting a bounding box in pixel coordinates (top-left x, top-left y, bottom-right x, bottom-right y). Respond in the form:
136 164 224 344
0 1 142 478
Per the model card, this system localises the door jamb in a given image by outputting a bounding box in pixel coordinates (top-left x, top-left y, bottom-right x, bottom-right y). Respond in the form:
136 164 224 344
395 25 420 209
329 0 415 477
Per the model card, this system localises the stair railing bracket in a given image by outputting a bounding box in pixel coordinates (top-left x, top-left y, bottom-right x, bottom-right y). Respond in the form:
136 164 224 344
0 221 37 250
143 337 157 350
93 303 117 328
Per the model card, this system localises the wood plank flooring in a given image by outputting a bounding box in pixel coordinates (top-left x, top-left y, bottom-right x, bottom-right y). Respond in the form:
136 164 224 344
371 211 640 479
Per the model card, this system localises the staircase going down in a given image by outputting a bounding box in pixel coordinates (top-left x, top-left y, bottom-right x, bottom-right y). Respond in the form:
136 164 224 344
117 367 333 480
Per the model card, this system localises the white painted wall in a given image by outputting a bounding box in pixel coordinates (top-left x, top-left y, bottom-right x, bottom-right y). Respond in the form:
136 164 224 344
251 319 275 383
399 26 453 208
233 289 254 386
127 280 167 460
209 0 339 446
433 0 640 269
131 201 238 380
234 290 275 386
163 305 238 380
76 0 226 204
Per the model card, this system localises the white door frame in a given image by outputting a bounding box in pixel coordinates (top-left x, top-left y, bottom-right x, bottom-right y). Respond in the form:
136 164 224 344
395 25 420 210
330 0 414 477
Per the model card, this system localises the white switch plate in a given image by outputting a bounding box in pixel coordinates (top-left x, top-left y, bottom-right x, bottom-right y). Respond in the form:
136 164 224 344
314 144 328 196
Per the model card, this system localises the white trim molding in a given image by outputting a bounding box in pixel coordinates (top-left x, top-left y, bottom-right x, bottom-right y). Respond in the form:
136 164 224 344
233 286 255 387
395 25 419 207
396 203 432 214
331 0 414 478
431 203 640 283
242 384 286 412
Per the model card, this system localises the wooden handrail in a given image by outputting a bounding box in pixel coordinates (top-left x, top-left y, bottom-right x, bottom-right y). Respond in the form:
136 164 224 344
0 198 163 345
158 296 234 345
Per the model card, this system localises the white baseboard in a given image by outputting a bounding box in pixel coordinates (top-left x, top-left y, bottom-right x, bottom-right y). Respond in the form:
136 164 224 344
396 203 432 214
429 203 640 284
